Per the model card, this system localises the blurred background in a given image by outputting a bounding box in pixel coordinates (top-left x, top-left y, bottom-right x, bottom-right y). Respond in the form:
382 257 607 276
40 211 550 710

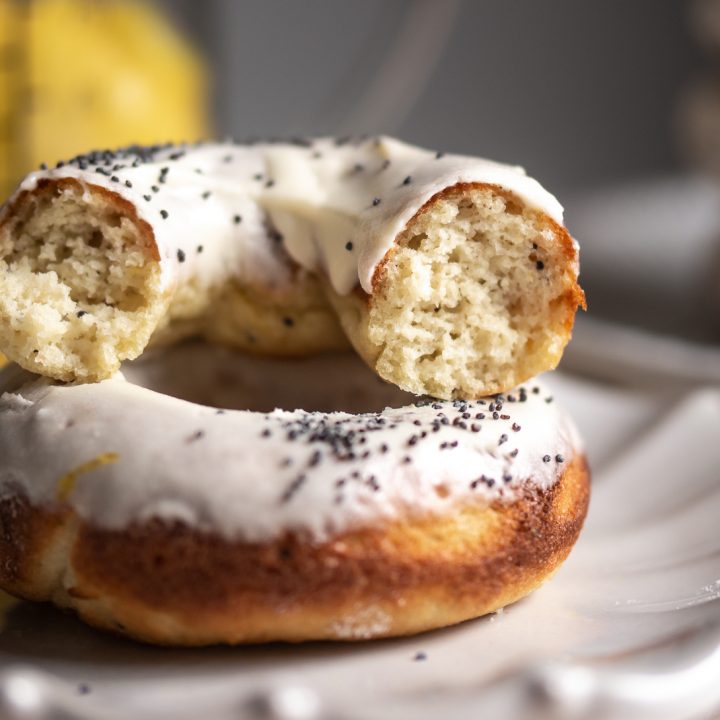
1 0 718 382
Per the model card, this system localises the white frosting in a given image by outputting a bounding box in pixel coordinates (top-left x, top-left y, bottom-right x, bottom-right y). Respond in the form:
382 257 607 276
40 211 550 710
10 137 564 295
0 345 581 542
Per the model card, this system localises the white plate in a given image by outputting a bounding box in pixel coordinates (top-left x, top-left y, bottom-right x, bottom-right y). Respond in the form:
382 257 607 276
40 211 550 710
562 315 720 390
562 174 720 393
0 372 719 720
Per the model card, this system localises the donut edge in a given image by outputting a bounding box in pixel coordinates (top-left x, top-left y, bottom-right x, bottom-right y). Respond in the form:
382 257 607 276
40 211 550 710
0 455 589 645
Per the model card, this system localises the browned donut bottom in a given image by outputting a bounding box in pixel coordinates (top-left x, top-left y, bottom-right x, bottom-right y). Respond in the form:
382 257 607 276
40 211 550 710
0 455 589 646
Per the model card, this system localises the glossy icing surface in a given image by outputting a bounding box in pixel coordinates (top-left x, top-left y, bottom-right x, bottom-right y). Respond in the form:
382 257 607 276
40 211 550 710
0 345 581 541
10 137 564 295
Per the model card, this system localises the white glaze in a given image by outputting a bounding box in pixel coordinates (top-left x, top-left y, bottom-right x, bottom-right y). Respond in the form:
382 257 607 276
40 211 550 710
9 137 564 295
0 346 581 542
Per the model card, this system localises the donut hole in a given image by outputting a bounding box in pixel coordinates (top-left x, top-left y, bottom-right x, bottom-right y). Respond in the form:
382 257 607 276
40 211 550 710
0 179 165 381
124 343 414 414
365 185 583 399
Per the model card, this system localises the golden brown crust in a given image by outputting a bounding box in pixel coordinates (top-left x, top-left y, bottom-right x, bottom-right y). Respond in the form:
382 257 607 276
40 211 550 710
0 456 589 645
201 274 350 358
0 493 74 602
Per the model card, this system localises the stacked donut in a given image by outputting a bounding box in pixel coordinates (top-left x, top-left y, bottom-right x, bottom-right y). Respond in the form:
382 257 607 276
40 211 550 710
0 136 588 645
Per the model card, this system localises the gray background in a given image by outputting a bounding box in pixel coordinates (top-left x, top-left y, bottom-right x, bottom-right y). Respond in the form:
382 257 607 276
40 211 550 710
158 0 701 197
156 0 720 342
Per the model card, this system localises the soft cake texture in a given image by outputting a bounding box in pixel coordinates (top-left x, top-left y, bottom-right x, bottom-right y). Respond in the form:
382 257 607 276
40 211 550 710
0 181 166 380
331 185 584 398
0 179 346 381
0 137 583 396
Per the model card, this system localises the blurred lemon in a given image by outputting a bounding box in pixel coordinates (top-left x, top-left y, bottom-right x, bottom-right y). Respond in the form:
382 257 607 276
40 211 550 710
0 0 209 197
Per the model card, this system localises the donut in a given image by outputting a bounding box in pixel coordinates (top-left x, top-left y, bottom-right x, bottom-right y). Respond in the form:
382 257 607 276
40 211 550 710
0 344 589 645
0 136 585 399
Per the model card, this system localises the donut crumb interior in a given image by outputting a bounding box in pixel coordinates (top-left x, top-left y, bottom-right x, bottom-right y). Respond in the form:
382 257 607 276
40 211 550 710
367 186 582 399
0 181 164 381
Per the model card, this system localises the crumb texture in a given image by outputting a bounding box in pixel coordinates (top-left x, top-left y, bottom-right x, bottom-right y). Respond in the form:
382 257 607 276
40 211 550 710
363 186 584 399
0 180 165 381
0 179 347 381
203 267 348 357
0 156 584 400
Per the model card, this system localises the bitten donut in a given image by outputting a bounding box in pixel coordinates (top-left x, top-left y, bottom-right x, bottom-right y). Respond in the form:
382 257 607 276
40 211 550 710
0 345 589 645
0 136 584 398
